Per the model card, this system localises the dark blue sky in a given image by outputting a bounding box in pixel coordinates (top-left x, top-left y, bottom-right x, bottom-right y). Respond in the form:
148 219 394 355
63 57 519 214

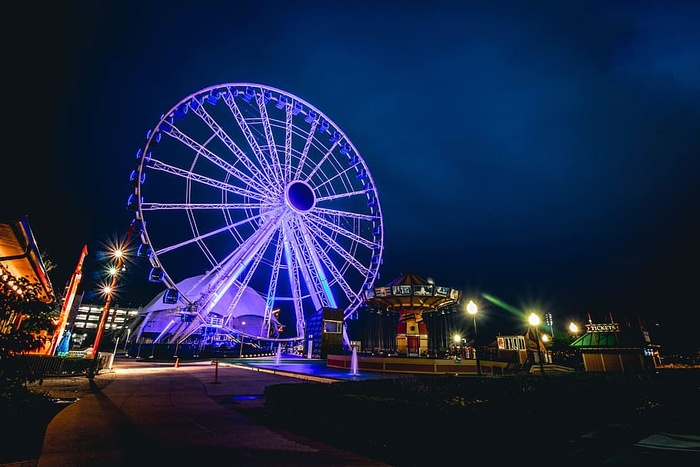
7 1 700 353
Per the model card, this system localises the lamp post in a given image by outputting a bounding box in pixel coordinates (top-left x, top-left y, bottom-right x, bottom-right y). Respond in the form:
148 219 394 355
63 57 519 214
88 246 125 379
88 225 135 379
467 300 481 375
239 321 246 358
528 312 545 375
568 322 579 336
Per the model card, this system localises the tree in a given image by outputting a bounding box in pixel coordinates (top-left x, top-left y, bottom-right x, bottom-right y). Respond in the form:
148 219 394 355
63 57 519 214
0 273 58 391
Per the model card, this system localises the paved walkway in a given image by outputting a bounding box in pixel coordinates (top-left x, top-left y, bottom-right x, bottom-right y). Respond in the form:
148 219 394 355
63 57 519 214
36 355 390 466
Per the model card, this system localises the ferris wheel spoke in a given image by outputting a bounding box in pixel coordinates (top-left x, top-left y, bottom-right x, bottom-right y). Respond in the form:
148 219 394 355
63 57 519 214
147 158 269 202
290 219 335 310
303 224 362 306
222 87 279 185
198 210 285 314
293 117 318 181
305 221 371 277
287 217 335 310
153 208 275 257
311 166 352 192
315 189 372 203
306 211 378 251
255 91 285 183
284 101 293 182
303 141 341 183
140 202 274 211
261 232 285 337
312 205 379 223
284 220 322 313
313 163 372 195
281 223 306 338
163 115 273 196
221 231 276 330
182 200 219 268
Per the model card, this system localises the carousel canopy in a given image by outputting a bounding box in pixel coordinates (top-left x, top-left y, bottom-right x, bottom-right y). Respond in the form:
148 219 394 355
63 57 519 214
364 272 462 312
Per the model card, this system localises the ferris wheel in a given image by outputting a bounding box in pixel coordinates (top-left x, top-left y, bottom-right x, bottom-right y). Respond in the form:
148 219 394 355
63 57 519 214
128 83 384 344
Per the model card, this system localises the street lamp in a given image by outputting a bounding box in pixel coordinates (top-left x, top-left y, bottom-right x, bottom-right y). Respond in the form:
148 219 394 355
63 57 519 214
239 321 246 358
452 334 461 361
89 246 126 379
568 322 579 336
467 300 481 375
528 312 546 375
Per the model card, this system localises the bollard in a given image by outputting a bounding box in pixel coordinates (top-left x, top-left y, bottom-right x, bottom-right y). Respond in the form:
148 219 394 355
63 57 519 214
174 357 179 368
212 359 220 384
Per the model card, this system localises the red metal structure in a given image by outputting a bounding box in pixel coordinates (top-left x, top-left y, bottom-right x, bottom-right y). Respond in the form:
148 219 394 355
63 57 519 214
46 244 88 355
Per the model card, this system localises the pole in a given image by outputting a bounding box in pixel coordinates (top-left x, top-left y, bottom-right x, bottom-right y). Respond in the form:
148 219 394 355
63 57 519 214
108 337 119 369
124 328 131 351
88 224 134 379
89 291 114 378
473 315 481 376
534 326 545 375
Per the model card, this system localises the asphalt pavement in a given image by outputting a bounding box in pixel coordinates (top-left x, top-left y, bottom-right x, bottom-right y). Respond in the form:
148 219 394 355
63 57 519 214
35 355 390 467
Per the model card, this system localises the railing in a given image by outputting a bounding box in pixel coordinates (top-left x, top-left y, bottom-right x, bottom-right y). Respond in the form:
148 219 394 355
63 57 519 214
6 353 110 377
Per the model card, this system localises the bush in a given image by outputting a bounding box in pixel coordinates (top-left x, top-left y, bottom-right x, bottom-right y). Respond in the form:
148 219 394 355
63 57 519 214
263 371 698 464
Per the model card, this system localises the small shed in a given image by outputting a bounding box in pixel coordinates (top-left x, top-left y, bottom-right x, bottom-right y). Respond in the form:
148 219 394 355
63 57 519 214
570 322 660 373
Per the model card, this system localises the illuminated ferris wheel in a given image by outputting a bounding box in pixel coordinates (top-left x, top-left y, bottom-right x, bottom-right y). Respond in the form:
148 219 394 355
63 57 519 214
128 83 384 344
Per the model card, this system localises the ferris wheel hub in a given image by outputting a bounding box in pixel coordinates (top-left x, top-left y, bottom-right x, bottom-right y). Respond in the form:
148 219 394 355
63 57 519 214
286 181 316 213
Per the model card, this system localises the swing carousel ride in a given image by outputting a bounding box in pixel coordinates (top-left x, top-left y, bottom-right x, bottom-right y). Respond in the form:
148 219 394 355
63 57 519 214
364 272 462 357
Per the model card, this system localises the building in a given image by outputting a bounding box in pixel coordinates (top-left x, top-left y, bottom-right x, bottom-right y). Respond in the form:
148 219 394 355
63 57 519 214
0 218 55 304
65 292 142 350
570 321 661 373
0 218 56 351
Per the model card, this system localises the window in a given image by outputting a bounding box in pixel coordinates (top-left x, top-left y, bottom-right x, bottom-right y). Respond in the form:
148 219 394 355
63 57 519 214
323 320 342 333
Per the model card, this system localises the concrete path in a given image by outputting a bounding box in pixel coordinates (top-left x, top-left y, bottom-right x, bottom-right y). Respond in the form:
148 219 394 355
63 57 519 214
37 356 389 466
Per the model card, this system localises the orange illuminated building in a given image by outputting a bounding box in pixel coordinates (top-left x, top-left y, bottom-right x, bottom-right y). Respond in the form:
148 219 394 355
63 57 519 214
0 217 56 353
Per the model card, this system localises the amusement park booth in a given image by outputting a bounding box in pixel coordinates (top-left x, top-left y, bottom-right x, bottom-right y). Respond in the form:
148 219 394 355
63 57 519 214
570 321 661 373
305 307 345 358
496 332 551 367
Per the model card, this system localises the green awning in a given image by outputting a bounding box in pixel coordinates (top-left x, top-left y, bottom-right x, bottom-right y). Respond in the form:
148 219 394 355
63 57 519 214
570 330 648 349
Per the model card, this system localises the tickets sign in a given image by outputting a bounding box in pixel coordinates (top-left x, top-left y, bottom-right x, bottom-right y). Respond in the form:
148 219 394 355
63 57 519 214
585 323 620 332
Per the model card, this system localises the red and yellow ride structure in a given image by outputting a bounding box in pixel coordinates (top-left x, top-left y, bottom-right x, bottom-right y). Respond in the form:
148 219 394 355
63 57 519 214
364 272 462 357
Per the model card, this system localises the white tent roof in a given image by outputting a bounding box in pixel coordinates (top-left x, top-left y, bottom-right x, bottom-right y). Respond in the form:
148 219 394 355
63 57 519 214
135 274 268 341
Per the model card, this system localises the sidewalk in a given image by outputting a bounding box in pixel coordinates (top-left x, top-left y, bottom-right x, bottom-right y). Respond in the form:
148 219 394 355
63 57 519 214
35 355 390 466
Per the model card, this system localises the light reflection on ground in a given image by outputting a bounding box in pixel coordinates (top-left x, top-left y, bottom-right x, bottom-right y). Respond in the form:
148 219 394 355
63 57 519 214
220 355 412 382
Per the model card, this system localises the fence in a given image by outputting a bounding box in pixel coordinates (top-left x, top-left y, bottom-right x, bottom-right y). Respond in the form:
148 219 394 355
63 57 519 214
6 353 111 377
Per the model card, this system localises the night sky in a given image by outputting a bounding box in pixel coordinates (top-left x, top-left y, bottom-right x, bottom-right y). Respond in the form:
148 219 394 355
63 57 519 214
6 1 700 354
